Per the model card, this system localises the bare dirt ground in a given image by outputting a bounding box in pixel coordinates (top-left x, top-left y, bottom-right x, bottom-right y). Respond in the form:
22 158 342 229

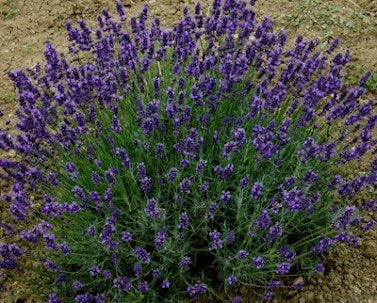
0 0 377 302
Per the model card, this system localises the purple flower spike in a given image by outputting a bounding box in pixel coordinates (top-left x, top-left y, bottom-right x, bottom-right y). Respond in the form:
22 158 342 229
180 256 191 269
113 276 133 292
254 210 271 230
263 292 274 301
219 190 231 203
178 212 189 229
48 293 61 303
237 250 250 259
226 230 236 244
152 269 161 279
89 266 101 276
276 262 291 275
250 182 263 199
226 275 238 285
252 256 265 269
144 198 162 219
72 281 83 292
209 230 223 251
162 279 171 289
133 246 150 264
167 167 179 183
136 281 148 293
314 263 326 273
187 283 207 297
155 227 168 249
75 293 93 303
120 231 133 243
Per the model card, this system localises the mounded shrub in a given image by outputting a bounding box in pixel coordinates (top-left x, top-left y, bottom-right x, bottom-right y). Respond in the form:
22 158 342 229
1 0 377 302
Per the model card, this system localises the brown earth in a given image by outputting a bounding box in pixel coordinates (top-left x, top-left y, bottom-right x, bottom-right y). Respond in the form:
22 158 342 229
0 0 377 302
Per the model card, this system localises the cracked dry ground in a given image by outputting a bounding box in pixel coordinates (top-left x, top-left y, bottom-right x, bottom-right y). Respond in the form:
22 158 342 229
0 0 377 302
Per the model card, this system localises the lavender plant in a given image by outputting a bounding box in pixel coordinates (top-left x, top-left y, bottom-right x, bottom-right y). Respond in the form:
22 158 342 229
1 0 377 302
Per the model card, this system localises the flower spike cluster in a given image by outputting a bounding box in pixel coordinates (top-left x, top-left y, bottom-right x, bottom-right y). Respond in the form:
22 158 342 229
0 0 376 302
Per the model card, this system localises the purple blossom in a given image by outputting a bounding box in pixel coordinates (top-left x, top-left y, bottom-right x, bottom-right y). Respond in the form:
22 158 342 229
120 231 133 243
75 293 93 303
314 263 326 273
138 281 149 293
237 250 250 259
279 245 296 261
239 175 250 189
178 212 189 229
312 238 334 253
99 219 116 249
265 223 283 243
144 198 161 219
94 159 102 168
254 210 271 230
152 269 161 279
222 163 234 180
155 227 168 249
205 202 219 220
102 270 112 279
180 256 191 269
86 225 96 237
48 293 61 303
180 158 190 168
162 279 171 289
363 199 377 211
111 116 121 133
267 280 282 289
263 292 274 301
105 167 118 186
72 281 83 291
43 259 60 272
226 275 238 285
282 187 307 212
276 262 291 275
115 148 131 169
292 281 305 289
155 143 165 159
58 242 71 255
133 264 142 276
103 188 112 203
209 230 223 251
195 159 208 174
250 181 263 199
180 177 193 194
133 246 150 264
199 182 210 192
167 167 179 183
140 176 152 193
89 266 101 276
363 220 377 232
219 190 231 203
94 293 106 303
226 230 236 244
304 169 319 184
137 163 147 179
65 162 76 173
334 206 357 230
113 276 133 292
327 38 339 53
252 256 265 269
187 283 207 297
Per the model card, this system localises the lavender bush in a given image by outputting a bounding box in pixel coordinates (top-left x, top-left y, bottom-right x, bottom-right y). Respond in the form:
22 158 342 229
1 0 377 302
